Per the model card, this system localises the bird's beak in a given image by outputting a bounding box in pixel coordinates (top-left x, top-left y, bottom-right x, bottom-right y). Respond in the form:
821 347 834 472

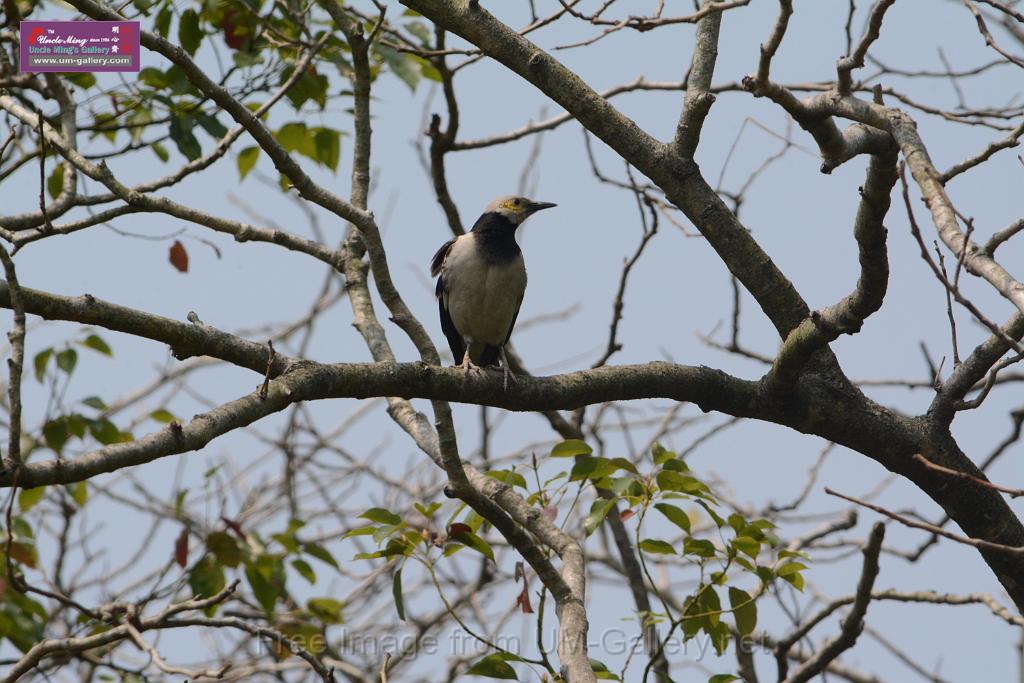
527 201 557 214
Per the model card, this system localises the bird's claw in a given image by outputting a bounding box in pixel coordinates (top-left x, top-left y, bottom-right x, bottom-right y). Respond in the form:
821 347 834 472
456 358 485 377
486 364 517 391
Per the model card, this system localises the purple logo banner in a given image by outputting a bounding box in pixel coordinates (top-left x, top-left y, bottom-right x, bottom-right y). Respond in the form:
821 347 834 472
20 21 140 73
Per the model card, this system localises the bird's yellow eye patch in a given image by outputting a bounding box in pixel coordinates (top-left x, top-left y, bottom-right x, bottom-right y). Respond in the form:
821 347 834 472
501 198 525 212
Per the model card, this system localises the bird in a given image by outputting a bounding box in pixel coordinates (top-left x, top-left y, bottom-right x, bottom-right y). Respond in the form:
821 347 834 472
430 195 557 387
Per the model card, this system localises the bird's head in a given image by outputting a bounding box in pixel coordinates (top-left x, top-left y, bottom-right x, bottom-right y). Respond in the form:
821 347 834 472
484 196 557 226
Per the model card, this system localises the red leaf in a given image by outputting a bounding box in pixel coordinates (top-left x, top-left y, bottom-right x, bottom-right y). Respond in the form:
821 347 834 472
448 522 471 538
619 509 636 522
516 582 534 613
222 516 248 541
174 527 189 568
514 562 533 613
169 240 189 273
222 9 246 50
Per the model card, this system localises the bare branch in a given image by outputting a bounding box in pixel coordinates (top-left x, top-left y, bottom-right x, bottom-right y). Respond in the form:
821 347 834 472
826 488 1024 555
836 0 897 94
781 522 885 683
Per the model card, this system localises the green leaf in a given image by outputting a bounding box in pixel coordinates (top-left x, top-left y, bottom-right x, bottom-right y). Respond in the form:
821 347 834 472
169 114 201 161
275 122 315 157
591 658 622 680
56 348 77 374
728 587 757 636
355 539 409 561
450 529 495 562
303 542 339 569
237 146 259 180
312 128 340 170
67 413 88 438
777 561 806 577
207 531 243 567
778 562 806 591
68 481 88 507
584 498 615 537
19 487 46 512
33 348 52 382
281 65 328 109
150 409 178 424
138 66 169 88
154 5 173 37
638 538 677 555
307 597 344 624
189 554 226 597
569 456 618 482
465 654 518 680
343 525 376 539
81 396 107 410
782 571 805 591
415 501 442 519
731 536 761 559
62 72 96 89
89 418 131 445
696 499 726 528
152 142 170 162
47 165 64 200
709 620 730 655
359 507 402 525
404 20 431 45
551 439 592 458
194 112 228 139
246 554 286 612
656 470 708 496
708 675 740 683
651 442 676 466
80 334 112 356
43 418 70 453
179 9 202 56
378 45 420 91
683 538 717 558
485 469 528 489
419 57 442 82
291 558 316 584
654 502 692 534
393 566 405 621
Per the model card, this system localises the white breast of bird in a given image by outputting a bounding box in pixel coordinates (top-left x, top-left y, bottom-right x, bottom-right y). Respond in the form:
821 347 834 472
442 234 526 346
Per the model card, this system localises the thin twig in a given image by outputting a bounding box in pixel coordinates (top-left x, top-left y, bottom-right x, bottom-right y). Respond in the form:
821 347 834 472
826 487 1024 555
912 453 1024 498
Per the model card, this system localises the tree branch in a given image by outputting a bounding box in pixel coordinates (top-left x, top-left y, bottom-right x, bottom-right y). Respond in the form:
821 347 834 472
781 522 885 683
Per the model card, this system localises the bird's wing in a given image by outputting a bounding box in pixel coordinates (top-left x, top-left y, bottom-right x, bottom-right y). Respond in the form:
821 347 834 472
503 289 524 347
430 239 454 279
430 238 466 364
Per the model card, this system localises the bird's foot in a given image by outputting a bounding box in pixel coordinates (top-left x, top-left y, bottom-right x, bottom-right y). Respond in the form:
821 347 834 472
456 357 485 377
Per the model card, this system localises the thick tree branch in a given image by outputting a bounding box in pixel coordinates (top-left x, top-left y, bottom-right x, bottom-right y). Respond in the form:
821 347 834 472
674 0 722 156
767 148 897 390
0 245 24 468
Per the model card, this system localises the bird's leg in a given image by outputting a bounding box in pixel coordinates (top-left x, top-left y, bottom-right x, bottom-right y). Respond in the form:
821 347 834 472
456 348 483 376
499 346 517 391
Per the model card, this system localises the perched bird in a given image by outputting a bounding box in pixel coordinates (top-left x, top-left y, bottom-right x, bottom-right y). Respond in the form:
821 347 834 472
431 196 557 386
